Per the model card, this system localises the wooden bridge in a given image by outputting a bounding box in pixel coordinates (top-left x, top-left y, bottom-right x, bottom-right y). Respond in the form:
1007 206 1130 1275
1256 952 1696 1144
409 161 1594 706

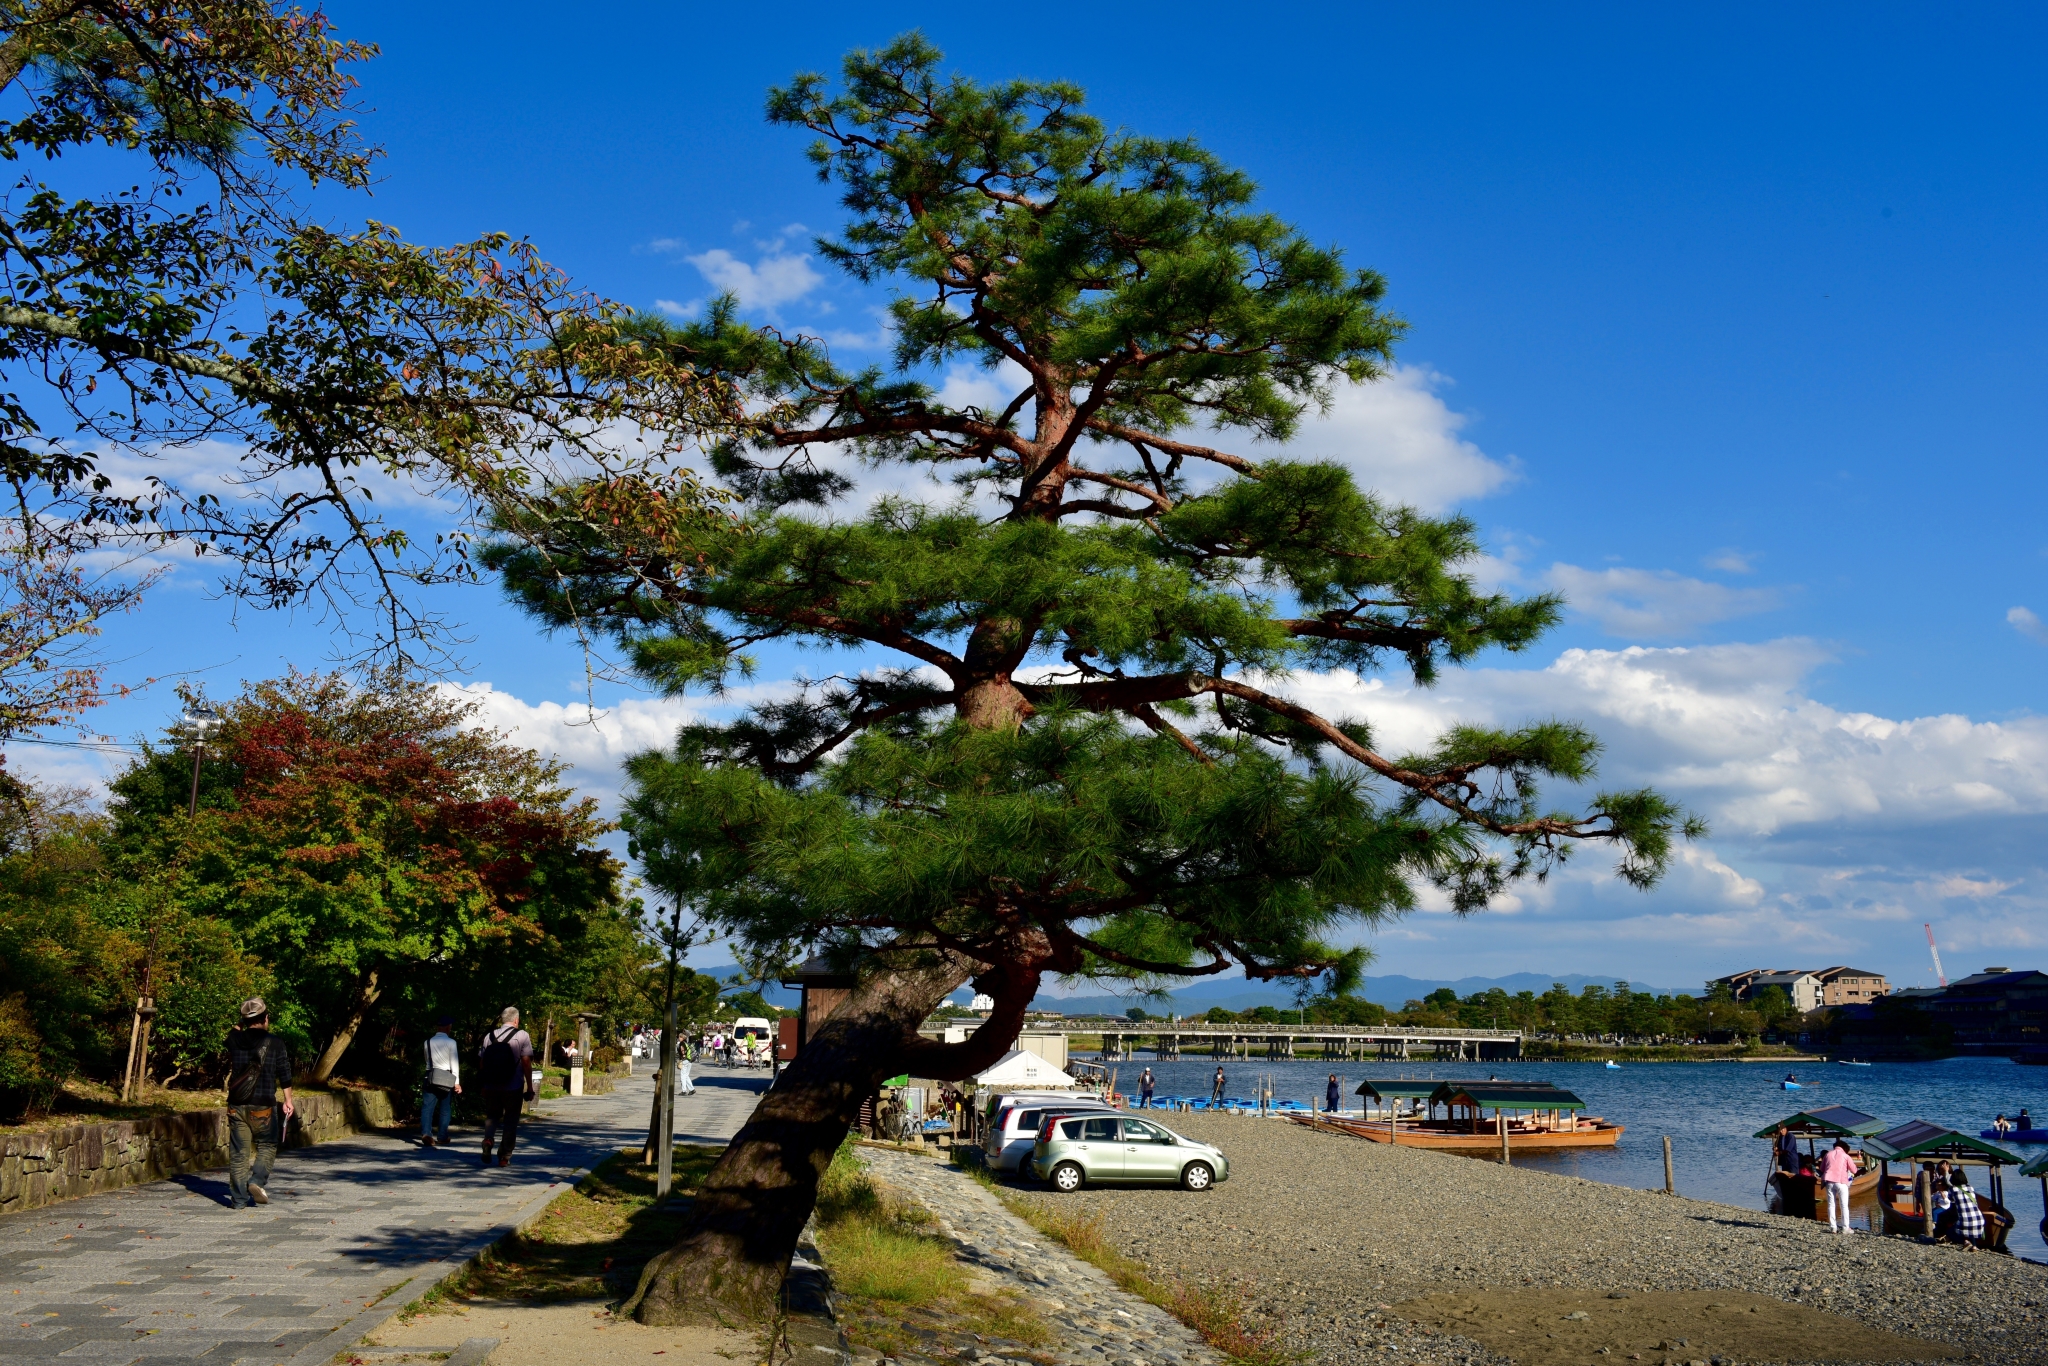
977 1021 1523 1062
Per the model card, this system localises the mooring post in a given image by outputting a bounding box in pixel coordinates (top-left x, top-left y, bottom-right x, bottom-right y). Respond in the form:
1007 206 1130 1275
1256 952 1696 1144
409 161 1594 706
1663 1135 1674 1195
1499 1110 1510 1165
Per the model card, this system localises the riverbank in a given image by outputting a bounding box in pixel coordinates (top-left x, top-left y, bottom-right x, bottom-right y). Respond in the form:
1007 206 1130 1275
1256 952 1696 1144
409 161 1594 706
1520 1040 1807 1063
1034 1112 2046 1365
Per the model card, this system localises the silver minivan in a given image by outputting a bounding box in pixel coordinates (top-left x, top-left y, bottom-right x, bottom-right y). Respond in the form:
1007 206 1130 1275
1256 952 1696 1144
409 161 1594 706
1029 1112 1230 1192
981 1093 1117 1173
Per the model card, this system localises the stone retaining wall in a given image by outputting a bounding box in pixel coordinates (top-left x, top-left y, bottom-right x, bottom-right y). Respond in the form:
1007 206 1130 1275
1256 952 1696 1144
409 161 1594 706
0 1087 399 1216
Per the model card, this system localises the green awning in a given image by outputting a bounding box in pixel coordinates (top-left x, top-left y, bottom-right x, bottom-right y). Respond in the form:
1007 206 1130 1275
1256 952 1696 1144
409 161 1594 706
1433 1082 1586 1111
2022 1152 2048 1179
1863 1120 2017 1166
1752 1106 1887 1139
1355 1079 1456 1100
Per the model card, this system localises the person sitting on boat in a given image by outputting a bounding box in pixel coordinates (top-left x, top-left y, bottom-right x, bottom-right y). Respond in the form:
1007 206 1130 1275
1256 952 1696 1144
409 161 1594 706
2020 1107 2034 1132
1797 1155 1816 1178
1993 1113 2011 1138
1784 1072 1798 1083
1820 1138 1859 1235
1929 1163 1957 1239
1945 1168 1986 1246
1775 1124 1801 1174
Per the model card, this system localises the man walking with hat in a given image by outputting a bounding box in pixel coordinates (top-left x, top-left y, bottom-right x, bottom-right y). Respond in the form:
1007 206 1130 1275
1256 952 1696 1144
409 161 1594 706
224 997 294 1209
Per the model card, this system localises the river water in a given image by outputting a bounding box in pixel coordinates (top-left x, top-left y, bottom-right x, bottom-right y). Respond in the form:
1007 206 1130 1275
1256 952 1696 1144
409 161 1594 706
1095 1053 2048 1259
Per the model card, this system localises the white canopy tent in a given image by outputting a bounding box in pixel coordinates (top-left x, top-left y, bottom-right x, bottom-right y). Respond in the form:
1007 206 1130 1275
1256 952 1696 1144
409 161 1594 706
972 1048 1077 1089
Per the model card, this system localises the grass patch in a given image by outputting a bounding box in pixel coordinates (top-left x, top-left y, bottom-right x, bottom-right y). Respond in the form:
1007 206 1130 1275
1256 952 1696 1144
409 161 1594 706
953 1154 1293 1366
817 1138 1053 1360
398 1144 724 1318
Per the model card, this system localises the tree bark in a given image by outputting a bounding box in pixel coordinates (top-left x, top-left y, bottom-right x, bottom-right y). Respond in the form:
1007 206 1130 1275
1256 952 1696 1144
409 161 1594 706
309 968 381 1083
626 945 1038 1325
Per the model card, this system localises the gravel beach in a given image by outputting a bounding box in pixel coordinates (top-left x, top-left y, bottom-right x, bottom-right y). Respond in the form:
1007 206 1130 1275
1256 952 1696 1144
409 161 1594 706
1019 1113 2048 1366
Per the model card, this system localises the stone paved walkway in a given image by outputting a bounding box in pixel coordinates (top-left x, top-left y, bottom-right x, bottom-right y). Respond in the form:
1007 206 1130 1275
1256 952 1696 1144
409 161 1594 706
857 1149 1224 1366
0 1070 768 1366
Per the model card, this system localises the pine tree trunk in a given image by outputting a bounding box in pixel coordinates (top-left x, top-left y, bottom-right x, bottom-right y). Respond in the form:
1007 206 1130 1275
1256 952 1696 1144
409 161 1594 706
309 968 381 1083
626 947 1032 1325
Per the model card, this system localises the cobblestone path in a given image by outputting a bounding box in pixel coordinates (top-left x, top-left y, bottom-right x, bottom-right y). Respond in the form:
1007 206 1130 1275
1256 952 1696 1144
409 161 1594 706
0 1071 768 1366
857 1149 1225 1366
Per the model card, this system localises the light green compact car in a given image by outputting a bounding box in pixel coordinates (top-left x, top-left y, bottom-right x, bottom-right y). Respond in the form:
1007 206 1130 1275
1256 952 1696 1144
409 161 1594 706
1029 1112 1229 1193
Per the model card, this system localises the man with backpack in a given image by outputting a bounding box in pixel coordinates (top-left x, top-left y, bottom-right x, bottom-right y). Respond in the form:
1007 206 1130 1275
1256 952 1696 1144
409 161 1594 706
224 997 294 1209
477 1006 536 1167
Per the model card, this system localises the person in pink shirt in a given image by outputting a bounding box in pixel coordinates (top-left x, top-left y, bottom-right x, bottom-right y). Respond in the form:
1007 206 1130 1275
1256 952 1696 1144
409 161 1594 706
1819 1137 1861 1233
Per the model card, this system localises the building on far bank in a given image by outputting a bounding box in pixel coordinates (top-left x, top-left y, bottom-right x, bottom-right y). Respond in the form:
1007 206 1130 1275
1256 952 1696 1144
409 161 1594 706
1813 966 1890 1006
1711 969 1823 1012
1920 967 2048 1056
1709 966 1889 1011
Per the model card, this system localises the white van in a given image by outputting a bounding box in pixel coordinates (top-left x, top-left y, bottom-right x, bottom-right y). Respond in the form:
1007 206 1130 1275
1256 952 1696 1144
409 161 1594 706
733 1017 772 1068
982 1091 1116 1173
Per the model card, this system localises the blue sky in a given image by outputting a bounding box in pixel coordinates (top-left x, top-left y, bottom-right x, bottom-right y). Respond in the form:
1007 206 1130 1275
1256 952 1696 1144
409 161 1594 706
11 3 2047 992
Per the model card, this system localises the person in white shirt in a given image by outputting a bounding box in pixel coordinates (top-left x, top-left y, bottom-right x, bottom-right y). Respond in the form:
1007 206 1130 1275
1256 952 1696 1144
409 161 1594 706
420 1016 462 1148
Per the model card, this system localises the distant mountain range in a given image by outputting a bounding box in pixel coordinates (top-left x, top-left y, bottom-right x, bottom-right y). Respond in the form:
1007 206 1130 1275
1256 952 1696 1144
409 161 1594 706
691 965 1698 1017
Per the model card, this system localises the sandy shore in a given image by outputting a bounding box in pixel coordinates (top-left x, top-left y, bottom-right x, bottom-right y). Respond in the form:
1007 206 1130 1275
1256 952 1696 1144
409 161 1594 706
1014 1113 2048 1366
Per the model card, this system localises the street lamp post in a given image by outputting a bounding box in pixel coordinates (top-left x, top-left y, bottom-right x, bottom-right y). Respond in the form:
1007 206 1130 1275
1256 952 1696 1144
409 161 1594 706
181 704 221 818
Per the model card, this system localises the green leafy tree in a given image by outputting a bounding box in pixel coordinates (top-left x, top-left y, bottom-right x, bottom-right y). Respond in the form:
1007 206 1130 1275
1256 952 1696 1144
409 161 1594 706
489 36 1700 1319
109 669 624 1080
0 0 730 739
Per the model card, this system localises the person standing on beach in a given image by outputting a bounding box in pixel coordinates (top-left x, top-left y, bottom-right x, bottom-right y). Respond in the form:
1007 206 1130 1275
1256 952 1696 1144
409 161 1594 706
420 1016 461 1148
1775 1124 1800 1173
477 1007 536 1168
1211 1066 1226 1107
223 998 294 1209
1819 1137 1859 1234
1140 1068 1155 1108
1326 1074 1341 1116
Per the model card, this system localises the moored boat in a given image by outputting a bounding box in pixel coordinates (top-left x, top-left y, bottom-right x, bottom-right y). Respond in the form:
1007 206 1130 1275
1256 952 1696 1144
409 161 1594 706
2023 1151 2048 1244
1864 1120 2018 1252
1755 1106 1885 1221
1309 1079 1623 1150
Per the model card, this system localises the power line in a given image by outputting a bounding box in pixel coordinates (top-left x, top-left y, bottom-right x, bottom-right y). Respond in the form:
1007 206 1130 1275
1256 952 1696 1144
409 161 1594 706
1 737 147 753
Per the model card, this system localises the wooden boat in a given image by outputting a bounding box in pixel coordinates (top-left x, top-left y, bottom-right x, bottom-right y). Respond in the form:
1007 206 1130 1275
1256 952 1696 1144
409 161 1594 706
1304 1079 1623 1150
1754 1106 1885 1220
2023 1151 2048 1244
1865 1120 2018 1252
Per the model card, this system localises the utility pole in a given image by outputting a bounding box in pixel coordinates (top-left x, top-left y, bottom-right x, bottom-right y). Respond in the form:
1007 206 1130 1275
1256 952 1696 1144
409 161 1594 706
656 995 678 1198
123 702 218 1102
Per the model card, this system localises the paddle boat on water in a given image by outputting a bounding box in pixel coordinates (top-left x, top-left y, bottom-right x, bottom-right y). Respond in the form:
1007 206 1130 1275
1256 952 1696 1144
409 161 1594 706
1863 1120 2018 1252
1979 1124 2048 1142
1755 1106 1886 1221
1605 1060 1622 1069
1302 1079 1624 1150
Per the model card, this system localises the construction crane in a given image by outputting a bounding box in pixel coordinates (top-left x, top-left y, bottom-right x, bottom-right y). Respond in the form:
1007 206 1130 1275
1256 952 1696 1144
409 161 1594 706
1924 923 1948 988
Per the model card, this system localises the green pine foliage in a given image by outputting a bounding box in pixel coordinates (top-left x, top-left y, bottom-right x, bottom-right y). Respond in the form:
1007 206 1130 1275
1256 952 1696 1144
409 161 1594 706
486 36 1703 1026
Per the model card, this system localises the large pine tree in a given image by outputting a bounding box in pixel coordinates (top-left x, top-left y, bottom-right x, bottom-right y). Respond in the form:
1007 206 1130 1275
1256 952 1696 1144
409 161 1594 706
487 35 1700 1320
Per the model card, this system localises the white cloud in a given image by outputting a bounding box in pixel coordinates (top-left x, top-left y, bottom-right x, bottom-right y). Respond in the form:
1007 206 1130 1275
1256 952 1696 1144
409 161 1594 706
1251 365 1516 514
440 683 704 814
1545 563 1782 637
1270 640 2048 981
1704 548 1757 573
686 248 823 309
2008 605 2048 645
654 298 698 319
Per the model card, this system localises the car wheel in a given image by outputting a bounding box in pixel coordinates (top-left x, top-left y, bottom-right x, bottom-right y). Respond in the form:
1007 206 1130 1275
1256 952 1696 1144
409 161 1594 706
1050 1162 1084 1193
1180 1161 1214 1192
